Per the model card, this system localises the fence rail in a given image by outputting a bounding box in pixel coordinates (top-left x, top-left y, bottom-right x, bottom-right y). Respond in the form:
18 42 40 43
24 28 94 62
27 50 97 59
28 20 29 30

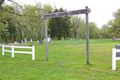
2 45 35 60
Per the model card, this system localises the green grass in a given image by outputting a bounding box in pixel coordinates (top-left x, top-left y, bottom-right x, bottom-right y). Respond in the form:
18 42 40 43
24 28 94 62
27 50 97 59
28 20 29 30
0 39 120 80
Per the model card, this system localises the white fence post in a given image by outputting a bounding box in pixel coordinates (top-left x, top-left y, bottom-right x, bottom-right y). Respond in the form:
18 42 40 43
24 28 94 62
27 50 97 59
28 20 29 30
112 48 116 70
12 45 14 58
32 46 35 60
2 45 4 55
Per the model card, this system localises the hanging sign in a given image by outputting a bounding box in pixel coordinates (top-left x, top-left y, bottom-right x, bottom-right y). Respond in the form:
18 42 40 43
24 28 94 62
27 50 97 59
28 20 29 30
42 9 90 18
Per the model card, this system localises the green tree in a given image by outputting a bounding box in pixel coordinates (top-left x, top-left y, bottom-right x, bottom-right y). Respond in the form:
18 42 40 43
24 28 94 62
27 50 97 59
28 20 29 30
100 24 111 38
23 3 53 41
71 16 86 39
48 8 71 40
108 8 120 38
89 22 102 39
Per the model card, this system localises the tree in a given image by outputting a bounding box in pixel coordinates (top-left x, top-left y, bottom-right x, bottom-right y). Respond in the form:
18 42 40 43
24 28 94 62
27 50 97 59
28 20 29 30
89 22 102 39
23 3 53 41
0 5 18 43
0 0 4 7
100 24 111 38
71 16 85 39
108 8 120 38
48 8 71 40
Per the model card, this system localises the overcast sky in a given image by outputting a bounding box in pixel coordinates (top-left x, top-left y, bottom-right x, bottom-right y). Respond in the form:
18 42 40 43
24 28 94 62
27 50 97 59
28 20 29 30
7 0 120 28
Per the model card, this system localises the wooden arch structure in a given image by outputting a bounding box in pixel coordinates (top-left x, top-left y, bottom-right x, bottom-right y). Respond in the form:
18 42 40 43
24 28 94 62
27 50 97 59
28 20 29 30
42 6 91 64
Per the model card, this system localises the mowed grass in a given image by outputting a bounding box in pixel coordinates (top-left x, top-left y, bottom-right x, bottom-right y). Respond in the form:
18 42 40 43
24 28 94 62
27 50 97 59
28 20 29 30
0 39 120 80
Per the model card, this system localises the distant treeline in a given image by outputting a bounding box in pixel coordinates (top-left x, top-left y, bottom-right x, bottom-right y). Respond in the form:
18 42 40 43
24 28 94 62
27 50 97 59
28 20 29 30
0 2 119 43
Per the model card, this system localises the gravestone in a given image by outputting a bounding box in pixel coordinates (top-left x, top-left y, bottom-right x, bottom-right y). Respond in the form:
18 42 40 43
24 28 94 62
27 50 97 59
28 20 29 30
2 42 4 44
31 39 32 42
115 45 120 57
14 41 17 44
113 37 116 40
44 35 51 42
19 40 22 44
48 35 51 42
8 40 12 43
0 43 2 48
73 43 77 45
39 40 43 44
21 40 23 44
47 37 51 43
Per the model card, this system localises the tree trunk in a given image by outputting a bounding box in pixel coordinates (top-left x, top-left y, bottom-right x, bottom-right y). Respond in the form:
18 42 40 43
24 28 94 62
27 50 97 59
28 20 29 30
14 36 17 41
39 30 43 44
63 33 65 40
5 34 7 43
20 29 22 40
74 30 77 40
10 26 12 41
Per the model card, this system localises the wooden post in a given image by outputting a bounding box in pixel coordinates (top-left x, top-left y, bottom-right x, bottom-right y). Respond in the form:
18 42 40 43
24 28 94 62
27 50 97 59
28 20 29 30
45 19 48 61
86 6 89 64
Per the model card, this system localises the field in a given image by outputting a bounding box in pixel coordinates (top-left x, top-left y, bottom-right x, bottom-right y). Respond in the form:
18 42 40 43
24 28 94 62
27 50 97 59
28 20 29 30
0 39 120 80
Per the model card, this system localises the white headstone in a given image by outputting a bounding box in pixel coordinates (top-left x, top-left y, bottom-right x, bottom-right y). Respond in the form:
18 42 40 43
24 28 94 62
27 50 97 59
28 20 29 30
37 40 38 42
14 41 17 44
47 37 51 42
31 39 32 42
21 40 23 44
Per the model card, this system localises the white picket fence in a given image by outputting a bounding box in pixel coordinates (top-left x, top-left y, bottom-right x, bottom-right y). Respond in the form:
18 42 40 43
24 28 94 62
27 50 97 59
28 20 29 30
112 48 120 70
2 45 35 60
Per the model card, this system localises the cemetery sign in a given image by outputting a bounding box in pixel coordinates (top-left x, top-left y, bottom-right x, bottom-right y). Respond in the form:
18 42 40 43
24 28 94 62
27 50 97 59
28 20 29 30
43 6 91 64
42 9 90 19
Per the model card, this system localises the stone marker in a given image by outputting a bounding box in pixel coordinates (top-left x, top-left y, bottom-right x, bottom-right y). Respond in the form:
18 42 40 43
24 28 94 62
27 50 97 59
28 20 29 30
39 40 43 44
8 40 12 43
19 40 22 44
14 41 17 44
31 39 32 42
2 42 4 44
73 43 77 45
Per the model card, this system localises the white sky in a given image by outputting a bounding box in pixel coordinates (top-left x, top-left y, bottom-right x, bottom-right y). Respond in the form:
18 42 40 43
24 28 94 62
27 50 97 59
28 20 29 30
8 0 120 28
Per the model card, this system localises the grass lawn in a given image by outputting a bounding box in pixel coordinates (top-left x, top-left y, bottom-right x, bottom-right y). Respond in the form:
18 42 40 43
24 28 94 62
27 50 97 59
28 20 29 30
0 39 120 80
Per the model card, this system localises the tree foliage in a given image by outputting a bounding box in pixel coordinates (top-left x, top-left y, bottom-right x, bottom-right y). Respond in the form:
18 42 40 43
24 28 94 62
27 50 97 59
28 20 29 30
48 8 71 40
0 2 53 43
71 16 86 39
108 8 120 38
1 1 116 43
89 22 102 39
